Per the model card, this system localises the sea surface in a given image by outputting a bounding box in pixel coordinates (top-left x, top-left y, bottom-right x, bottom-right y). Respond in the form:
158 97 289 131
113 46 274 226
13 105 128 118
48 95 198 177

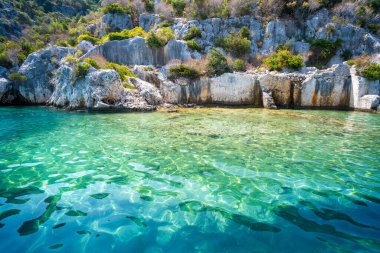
0 107 379 252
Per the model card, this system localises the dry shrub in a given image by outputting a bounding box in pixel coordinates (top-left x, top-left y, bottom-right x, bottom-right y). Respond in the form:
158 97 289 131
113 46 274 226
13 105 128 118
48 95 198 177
259 0 286 20
332 2 357 23
307 0 321 11
130 0 145 15
88 54 109 68
155 2 174 18
182 58 209 75
101 0 130 7
228 0 256 17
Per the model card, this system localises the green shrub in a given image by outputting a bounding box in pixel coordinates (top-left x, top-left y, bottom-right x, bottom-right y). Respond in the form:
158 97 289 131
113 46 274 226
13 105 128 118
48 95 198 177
238 26 251 39
183 27 202 41
56 39 69 47
158 20 174 28
75 50 84 58
108 27 147 41
207 48 231 76
233 59 246 72
144 0 155 12
8 73 27 82
78 34 100 45
146 28 175 48
0 53 12 68
186 40 201 51
307 38 342 68
169 64 200 79
83 58 99 69
341 49 352 61
360 63 380 81
215 36 251 57
65 55 79 64
103 3 132 14
104 62 136 81
172 0 186 16
263 49 304 71
76 63 91 78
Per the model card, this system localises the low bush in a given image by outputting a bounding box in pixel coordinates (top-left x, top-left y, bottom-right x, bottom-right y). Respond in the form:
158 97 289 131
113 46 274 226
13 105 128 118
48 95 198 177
307 38 342 68
215 36 251 58
169 64 200 79
207 48 231 76
146 28 175 48
76 63 91 78
172 0 186 16
8 73 27 82
83 58 99 69
233 59 246 72
108 27 147 41
104 62 137 81
78 34 100 45
263 49 304 71
361 63 380 81
0 53 12 68
186 40 201 51
103 3 132 15
238 26 251 39
183 27 202 41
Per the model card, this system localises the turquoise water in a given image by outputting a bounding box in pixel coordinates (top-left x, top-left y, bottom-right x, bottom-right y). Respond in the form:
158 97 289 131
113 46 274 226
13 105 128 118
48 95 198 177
0 107 380 253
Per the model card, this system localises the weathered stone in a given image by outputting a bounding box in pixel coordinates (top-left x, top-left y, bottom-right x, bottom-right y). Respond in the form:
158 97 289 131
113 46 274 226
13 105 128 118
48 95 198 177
77 40 94 54
300 64 351 108
0 78 13 104
129 77 163 105
99 13 133 37
139 13 160 31
82 37 195 66
17 46 75 104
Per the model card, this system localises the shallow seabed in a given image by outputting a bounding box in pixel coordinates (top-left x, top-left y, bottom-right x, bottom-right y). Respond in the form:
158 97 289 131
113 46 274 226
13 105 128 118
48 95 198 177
0 107 379 253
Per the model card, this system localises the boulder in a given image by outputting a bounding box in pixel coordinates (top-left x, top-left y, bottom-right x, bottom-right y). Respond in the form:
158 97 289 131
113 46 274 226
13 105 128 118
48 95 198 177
77 40 95 54
139 14 160 31
300 64 351 108
49 64 156 111
129 77 163 105
99 13 133 37
0 78 13 104
358 95 380 111
17 46 75 104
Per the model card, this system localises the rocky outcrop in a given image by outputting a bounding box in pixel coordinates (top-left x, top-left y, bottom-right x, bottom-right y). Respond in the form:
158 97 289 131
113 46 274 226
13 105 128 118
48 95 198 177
133 63 379 111
17 46 75 104
82 37 198 66
77 40 94 54
0 78 13 104
300 64 351 108
48 64 158 110
99 13 133 37
139 14 161 32
350 66 380 111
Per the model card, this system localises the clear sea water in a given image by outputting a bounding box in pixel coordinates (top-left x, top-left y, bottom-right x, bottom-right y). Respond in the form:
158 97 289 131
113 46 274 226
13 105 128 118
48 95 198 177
0 107 379 253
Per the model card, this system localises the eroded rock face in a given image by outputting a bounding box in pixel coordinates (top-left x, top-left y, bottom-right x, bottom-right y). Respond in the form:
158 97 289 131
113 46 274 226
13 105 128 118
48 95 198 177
350 66 380 111
17 46 75 104
77 40 94 54
49 64 158 111
83 37 197 66
0 78 13 104
300 64 352 108
139 14 160 31
99 13 133 37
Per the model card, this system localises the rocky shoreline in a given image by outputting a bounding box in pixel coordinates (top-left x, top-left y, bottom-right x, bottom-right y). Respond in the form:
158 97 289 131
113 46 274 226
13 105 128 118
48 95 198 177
1 10 380 113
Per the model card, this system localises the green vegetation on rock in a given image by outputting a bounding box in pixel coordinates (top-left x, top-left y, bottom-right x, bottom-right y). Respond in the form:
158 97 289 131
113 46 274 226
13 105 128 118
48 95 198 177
264 49 304 71
146 28 175 48
169 64 200 79
183 27 202 41
207 48 231 76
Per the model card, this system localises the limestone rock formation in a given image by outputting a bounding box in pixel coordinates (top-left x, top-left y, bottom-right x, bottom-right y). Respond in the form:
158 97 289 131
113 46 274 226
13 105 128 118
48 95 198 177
82 37 197 66
99 13 133 37
0 78 13 104
17 46 75 104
